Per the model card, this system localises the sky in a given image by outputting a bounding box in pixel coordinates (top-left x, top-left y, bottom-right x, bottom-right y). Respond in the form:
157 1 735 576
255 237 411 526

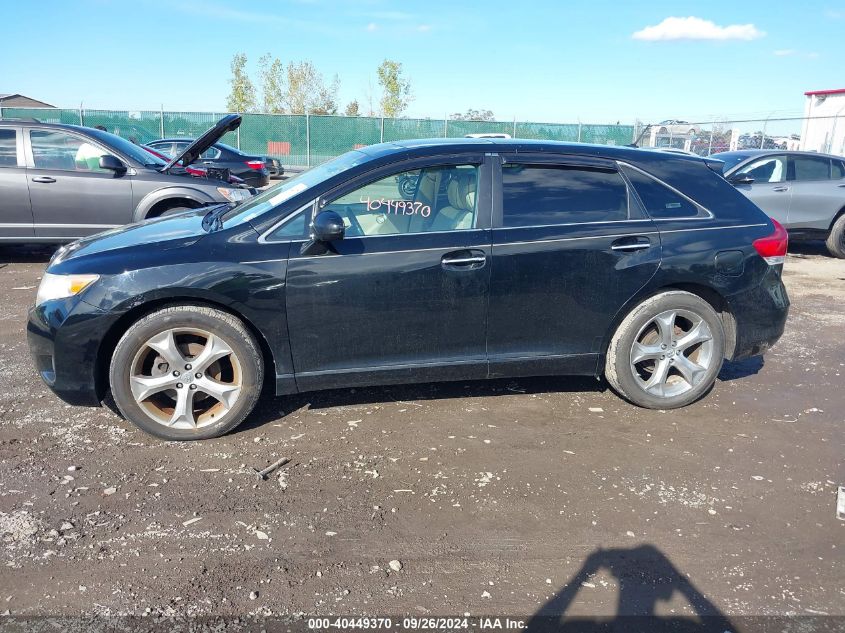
1 0 843 133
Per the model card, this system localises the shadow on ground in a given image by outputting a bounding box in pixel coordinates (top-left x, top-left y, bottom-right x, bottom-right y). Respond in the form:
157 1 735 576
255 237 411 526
238 375 605 434
526 544 735 632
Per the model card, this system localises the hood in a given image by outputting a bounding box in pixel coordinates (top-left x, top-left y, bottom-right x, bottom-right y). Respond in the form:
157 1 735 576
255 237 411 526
161 114 242 173
50 210 210 270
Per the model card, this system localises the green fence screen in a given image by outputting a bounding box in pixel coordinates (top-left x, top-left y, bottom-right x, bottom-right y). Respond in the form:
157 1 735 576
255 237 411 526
0 107 635 168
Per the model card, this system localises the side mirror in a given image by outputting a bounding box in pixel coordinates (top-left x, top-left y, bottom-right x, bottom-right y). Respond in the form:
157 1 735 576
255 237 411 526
99 155 127 173
729 173 754 185
311 210 345 242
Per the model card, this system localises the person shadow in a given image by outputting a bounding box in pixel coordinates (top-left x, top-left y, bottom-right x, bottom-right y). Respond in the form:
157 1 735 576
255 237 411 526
526 544 735 633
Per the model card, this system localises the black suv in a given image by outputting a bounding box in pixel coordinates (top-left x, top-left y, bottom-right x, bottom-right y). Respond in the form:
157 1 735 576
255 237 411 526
28 139 789 440
0 114 253 242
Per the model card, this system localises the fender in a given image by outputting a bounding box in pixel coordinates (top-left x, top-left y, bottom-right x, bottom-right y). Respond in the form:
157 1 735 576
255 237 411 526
133 185 219 222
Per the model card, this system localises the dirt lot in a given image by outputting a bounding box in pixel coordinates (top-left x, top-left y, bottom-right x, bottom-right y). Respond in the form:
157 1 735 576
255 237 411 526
0 243 842 623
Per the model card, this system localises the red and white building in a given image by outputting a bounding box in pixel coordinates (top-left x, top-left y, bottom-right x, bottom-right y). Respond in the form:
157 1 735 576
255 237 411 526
800 88 845 156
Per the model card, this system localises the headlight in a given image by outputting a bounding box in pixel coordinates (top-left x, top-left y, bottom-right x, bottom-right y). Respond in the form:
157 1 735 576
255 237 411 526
217 187 252 202
35 273 99 306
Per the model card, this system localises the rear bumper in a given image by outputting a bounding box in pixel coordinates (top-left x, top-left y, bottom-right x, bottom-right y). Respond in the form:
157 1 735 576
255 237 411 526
27 298 118 407
727 267 790 360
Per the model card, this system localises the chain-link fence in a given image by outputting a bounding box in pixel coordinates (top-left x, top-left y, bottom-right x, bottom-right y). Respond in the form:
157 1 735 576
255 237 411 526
634 115 845 158
0 106 636 168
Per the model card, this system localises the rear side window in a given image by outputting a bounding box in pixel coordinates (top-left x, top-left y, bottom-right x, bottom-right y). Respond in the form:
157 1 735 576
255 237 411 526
501 164 628 227
792 156 831 181
621 165 701 219
834 160 845 180
0 129 17 167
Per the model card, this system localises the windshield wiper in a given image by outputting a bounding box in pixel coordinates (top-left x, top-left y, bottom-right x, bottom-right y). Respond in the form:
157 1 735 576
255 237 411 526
201 202 235 232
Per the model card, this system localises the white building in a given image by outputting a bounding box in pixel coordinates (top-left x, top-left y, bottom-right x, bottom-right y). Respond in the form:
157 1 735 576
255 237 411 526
800 88 845 156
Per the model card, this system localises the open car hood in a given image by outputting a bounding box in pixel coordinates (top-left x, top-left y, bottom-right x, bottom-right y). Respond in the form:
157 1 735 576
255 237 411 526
161 113 242 173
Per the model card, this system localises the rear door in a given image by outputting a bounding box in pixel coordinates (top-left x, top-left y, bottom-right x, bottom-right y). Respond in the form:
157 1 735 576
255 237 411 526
0 127 34 241
279 155 493 391
25 127 133 239
787 155 840 230
730 155 790 225
487 154 661 377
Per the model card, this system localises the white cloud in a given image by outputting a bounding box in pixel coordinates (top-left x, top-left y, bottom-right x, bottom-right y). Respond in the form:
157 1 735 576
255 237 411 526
417 24 431 32
632 16 765 41
366 22 378 31
773 49 820 59
773 49 795 56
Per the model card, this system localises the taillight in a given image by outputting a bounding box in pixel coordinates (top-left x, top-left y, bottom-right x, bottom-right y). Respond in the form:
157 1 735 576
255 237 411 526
245 160 265 170
753 218 788 265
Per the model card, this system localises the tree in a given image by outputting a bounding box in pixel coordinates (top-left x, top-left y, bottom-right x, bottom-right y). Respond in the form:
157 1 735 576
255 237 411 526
285 61 339 114
450 109 495 121
377 59 412 118
259 53 286 113
344 99 361 117
226 53 257 113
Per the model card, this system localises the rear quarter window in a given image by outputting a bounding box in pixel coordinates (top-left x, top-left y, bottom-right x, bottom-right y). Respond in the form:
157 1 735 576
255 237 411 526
620 164 704 219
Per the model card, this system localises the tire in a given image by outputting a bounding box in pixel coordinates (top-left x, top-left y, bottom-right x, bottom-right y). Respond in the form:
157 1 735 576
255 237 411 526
108 305 264 440
605 291 725 409
159 206 191 217
825 214 845 259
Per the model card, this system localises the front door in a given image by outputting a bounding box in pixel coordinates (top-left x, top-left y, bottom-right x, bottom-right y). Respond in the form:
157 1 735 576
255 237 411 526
282 158 493 391
487 154 662 377
731 154 791 226
0 127 34 241
26 128 133 239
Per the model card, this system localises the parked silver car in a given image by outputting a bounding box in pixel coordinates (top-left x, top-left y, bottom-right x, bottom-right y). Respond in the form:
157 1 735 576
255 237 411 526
718 150 845 258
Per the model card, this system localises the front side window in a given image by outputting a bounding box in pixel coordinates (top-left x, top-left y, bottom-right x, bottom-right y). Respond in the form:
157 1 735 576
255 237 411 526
502 164 628 227
322 164 479 236
30 130 108 172
621 165 701 219
791 156 831 181
0 129 17 167
201 147 221 159
735 156 786 183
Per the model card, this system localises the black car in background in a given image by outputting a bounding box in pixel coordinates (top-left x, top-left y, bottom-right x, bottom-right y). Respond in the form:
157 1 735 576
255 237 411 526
0 114 253 242
146 138 276 187
28 139 789 441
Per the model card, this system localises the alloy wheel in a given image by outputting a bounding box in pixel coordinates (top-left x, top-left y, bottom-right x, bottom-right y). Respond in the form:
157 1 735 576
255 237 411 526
629 309 715 398
129 328 242 429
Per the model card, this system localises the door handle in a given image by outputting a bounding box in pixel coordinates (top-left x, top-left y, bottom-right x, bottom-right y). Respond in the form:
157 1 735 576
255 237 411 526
441 249 486 269
772 186 789 192
31 176 56 184
611 236 652 252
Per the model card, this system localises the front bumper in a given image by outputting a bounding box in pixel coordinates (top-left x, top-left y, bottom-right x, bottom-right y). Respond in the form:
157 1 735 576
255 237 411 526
27 297 119 407
728 267 790 360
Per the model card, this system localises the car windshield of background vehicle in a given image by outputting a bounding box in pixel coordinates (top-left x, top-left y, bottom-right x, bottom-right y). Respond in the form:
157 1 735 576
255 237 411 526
621 165 702 218
502 164 629 226
86 128 167 167
223 149 369 225
0 130 17 167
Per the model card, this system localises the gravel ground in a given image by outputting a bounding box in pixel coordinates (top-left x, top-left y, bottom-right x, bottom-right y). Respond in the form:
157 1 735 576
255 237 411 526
0 242 842 622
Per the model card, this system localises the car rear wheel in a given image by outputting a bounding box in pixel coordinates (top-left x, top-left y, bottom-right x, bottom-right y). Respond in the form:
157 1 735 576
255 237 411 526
109 306 263 440
605 291 725 409
825 214 845 259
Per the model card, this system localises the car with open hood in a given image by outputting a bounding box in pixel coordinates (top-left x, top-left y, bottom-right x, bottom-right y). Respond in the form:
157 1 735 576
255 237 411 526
28 138 789 440
0 114 253 242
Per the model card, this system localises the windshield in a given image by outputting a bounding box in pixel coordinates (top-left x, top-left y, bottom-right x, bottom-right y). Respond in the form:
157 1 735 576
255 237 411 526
223 150 369 224
85 128 167 167
712 152 752 173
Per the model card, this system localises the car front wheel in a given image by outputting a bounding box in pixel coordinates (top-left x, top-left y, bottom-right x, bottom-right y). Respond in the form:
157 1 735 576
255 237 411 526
605 291 725 409
109 306 264 440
